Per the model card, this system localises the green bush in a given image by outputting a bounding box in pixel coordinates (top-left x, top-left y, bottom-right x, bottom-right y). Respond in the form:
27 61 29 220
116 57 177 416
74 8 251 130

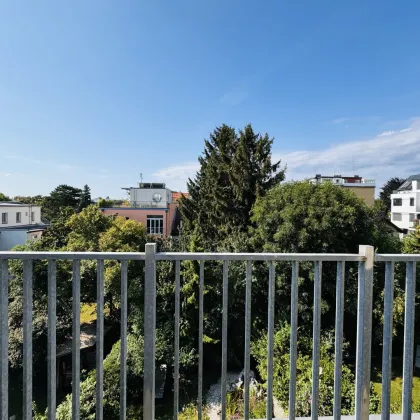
252 323 380 417
50 334 144 419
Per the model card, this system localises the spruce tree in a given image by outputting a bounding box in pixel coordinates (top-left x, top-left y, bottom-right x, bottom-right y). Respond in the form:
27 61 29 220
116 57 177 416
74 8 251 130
180 123 285 248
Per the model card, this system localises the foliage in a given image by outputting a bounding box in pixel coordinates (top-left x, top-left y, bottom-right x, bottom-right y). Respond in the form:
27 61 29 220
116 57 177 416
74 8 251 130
178 403 210 420
401 226 420 340
66 205 112 251
251 181 375 254
403 223 420 253
180 123 285 248
379 177 406 211
42 185 83 221
0 192 11 201
251 324 379 416
97 198 129 208
373 371 420 413
78 184 92 212
13 195 45 205
223 388 266 419
38 206 75 249
7 244 73 371
52 335 144 419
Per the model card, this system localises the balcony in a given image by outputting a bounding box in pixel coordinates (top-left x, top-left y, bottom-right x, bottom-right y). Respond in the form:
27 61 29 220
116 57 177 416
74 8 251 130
0 245 418 419
130 201 169 209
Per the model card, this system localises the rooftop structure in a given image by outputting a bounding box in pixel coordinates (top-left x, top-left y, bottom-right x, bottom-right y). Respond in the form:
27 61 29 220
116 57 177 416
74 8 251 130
310 174 376 205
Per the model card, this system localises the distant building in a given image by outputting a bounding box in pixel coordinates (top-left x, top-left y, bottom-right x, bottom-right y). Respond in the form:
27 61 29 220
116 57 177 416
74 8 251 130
390 174 420 233
309 174 376 205
100 182 188 236
0 202 48 250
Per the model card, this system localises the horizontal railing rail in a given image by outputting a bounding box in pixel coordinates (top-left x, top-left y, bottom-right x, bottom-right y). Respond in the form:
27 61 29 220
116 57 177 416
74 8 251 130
0 245 417 420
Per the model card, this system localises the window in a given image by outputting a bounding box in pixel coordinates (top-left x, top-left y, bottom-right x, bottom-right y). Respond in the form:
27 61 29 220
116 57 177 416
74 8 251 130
16 212 21 223
409 213 415 222
393 198 402 206
147 215 163 234
1 213 7 224
410 198 415 206
31 211 35 222
392 213 402 222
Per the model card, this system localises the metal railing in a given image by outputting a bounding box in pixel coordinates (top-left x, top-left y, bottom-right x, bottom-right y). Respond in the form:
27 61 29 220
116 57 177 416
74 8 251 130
0 245 418 420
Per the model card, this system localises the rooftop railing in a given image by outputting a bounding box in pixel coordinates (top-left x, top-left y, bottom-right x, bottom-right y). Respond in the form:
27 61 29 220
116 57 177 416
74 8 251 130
0 246 418 420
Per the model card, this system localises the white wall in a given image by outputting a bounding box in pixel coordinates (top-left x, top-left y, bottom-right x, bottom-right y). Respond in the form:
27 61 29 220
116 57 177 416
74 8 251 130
129 188 171 207
390 191 420 230
0 205 41 227
0 230 28 251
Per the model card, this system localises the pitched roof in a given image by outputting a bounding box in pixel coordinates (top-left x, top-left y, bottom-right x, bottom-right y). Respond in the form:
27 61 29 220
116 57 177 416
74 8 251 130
172 192 189 201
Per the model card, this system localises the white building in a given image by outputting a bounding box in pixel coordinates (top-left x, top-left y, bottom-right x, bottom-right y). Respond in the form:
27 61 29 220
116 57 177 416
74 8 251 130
390 175 420 232
0 202 47 250
122 182 173 208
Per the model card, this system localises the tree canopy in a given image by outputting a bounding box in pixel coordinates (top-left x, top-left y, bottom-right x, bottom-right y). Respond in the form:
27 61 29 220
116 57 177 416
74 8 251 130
379 177 406 211
180 124 285 248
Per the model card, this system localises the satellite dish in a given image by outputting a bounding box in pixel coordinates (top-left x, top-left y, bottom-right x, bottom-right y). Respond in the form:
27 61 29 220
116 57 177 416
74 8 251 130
152 193 162 202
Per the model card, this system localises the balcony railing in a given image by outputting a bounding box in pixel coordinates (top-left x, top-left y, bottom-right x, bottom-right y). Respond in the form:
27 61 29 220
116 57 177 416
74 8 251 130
129 201 169 208
0 246 418 420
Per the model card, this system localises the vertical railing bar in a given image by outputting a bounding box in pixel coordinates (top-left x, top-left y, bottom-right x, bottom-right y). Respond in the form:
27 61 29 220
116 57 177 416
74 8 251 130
311 261 322 420
174 260 181 420
289 261 299 420
120 260 128 420
144 243 157 420
381 261 394 420
96 259 104 420
244 260 252 420
48 260 57 420
221 260 229 420
198 261 204 420
355 246 374 420
23 259 33 420
0 260 8 420
333 261 345 420
72 260 81 420
402 261 416 420
266 261 275 420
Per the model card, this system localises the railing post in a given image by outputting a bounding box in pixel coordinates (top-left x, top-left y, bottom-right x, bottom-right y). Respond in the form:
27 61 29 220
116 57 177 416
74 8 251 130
144 243 157 420
355 245 374 420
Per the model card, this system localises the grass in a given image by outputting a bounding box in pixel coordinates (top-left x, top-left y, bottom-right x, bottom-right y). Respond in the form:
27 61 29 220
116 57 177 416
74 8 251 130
372 367 420 413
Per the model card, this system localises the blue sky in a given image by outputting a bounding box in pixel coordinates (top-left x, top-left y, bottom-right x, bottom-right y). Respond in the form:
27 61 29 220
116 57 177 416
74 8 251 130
1 1 420 198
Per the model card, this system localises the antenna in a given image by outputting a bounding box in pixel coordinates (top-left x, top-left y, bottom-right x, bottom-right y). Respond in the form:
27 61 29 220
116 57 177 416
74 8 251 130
140 173 143 184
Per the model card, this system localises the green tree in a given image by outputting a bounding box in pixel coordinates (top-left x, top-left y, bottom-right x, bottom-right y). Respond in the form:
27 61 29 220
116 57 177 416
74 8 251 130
13 195 45 205
78 184 92 212
42 185 82 221
251 324 379 416
379 177 406 211
7 244 73 371
66 205 112 252
250 181 397 347
0 192 11 201
180 124 285 248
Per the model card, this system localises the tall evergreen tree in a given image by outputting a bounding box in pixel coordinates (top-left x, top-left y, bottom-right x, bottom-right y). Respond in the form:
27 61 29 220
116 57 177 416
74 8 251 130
379 177 406 211
180 124 285 248
78 184 92 212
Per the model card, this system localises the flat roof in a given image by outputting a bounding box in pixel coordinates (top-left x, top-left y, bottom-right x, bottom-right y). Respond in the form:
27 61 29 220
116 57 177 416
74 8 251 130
0 202 41 207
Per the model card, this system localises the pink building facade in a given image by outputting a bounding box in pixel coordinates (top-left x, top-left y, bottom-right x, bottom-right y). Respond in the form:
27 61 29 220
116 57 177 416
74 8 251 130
101 203 179 236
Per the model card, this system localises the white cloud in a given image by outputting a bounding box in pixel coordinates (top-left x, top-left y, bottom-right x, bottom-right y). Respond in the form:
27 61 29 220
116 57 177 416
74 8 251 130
332 117 350 124
154 119 420 193
153 162 200 191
